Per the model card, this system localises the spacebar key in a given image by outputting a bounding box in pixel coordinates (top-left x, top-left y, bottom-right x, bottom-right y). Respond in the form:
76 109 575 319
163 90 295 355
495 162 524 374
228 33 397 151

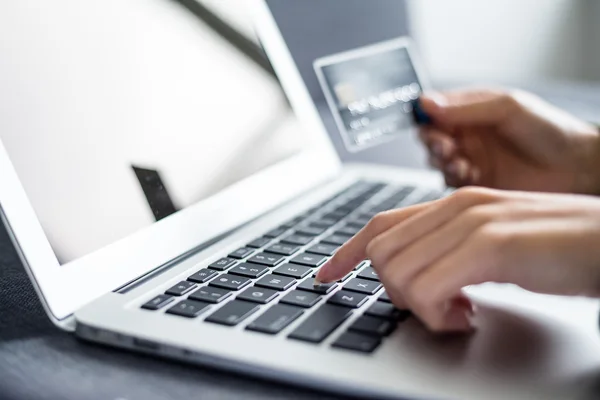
288 304 352 343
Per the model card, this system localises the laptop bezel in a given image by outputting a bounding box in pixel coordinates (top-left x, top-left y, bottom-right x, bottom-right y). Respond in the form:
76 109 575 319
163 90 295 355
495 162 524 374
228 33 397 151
0 1 341 325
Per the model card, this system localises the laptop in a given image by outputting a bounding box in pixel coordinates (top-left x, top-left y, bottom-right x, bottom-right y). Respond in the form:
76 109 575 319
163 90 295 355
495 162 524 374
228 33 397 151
1 1 600 399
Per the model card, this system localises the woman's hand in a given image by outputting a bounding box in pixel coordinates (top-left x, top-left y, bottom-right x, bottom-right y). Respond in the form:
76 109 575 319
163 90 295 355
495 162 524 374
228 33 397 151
419 89 600 195
315 188 600 333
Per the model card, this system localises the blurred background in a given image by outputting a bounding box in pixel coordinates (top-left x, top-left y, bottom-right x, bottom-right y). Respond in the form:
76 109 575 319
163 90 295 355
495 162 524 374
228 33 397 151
206 0 600 84
204 0 600 162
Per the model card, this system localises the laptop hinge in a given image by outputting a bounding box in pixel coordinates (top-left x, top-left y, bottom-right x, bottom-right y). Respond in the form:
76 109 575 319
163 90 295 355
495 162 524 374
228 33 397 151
57 315 77 332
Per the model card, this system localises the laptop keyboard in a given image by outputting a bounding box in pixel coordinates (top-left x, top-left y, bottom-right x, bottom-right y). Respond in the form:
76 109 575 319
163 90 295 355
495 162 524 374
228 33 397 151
140 181 443 354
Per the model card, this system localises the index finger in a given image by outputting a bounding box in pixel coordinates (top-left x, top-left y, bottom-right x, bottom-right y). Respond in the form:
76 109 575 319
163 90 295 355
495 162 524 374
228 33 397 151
315 202 431 283
420 89 515 127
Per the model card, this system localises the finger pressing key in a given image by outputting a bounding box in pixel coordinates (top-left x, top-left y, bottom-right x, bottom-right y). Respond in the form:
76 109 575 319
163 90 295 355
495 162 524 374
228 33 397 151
315 203 431 284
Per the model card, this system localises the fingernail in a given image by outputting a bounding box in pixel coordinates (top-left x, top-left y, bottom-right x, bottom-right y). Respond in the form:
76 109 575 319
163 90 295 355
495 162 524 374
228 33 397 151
315 260 333 283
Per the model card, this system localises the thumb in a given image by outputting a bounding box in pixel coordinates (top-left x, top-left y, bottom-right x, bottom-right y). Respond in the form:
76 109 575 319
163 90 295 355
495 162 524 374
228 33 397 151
420 89 516 127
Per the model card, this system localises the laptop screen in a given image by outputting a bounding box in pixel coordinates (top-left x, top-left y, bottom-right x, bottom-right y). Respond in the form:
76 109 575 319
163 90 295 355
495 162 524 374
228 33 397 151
0 0 304 264
265 0 429 167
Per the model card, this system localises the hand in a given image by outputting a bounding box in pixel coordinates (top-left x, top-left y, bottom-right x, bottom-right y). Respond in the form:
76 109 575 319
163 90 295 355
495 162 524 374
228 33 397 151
419 89 600 195
315 187 600 333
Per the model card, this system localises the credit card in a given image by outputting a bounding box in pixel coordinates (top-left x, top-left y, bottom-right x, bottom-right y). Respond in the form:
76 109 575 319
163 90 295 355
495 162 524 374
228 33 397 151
314 37 428 152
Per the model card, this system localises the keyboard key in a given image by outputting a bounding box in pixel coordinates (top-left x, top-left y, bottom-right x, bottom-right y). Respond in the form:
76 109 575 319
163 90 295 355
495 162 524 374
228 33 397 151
304 206 319 216
205 300 260 326
334 205 356 214
365 302 409 320
141 294 174 311
247 253 285 267
264 243 300 256
357 267 379 282
288 304 352 343
166 300 210 318
165 281 197 296
369 205 392 214
335 226 361 237
280 216 304 229
306 243 338 257
289 253 327 268
188 269 218 284
229 263 269 279
419 191 442 203
228 248 254 260
358 212 377 220
209 258 237 271
297 278 338 294
310 218 338 229
209 274 252 291
377 201 398 210
246 304 304 335
345 217 370 229
390 186 415 201
189 286 232 304
331 332 381 353
295 226 326 236
347 199 368 208
280 290 322 308
327 290 369 308
281 234 313 246
255 275 296 291
264 227 288 238
379 291 392 303
321 234 351 246
237 287 279 304
344 278 382 295
349 315 396 336
273 264 312 279
246 237 271 249
323 211 346 221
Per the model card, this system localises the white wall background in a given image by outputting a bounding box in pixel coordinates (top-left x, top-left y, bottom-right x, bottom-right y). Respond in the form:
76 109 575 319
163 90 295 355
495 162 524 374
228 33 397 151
407 0 588 84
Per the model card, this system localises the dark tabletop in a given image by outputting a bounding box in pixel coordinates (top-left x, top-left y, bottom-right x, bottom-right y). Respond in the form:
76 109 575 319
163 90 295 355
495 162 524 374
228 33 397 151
0 221 340 400
1 82 599 400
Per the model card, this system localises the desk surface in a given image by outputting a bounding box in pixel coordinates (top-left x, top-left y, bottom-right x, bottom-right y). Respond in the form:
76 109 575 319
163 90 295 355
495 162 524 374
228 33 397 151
1 82 600 400
0 225 336 400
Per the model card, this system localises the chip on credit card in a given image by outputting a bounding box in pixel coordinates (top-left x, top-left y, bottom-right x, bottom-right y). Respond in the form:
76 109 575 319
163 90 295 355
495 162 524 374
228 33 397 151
314 37 427 152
